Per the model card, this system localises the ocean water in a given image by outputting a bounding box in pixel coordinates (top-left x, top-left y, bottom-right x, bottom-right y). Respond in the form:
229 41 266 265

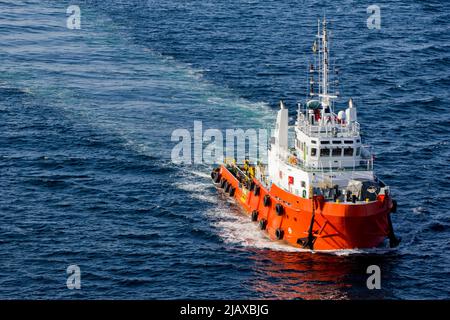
0 0 449 299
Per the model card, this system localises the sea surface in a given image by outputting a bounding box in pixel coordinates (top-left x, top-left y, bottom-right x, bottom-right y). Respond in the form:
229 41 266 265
0 0 449 299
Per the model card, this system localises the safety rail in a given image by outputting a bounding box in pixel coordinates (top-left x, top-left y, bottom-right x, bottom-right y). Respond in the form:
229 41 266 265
282 150 373 172
224 158 252 182
223 158 271 188
296 119 360 138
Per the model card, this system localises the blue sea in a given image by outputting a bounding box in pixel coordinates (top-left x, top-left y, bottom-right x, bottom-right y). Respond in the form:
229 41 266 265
0 0 449 299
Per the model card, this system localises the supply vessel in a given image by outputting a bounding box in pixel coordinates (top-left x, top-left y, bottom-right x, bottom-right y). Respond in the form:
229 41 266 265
211 19 400 251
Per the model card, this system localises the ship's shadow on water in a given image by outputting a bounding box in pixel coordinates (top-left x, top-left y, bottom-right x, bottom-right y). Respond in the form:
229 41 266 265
244 249 400 300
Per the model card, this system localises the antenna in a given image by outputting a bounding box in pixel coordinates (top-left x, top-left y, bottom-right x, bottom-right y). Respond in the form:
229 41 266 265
309 63 315 97
333 58 340 98
317 19 321 98
317 18 337 112
309 27 318 99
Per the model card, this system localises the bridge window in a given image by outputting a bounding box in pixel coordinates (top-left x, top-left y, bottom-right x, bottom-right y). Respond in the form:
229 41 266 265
320 148 330 157
344 140 353 144
344 147 354 156
332 148 342 156
321 141 330 145
332 141 341 144
311 148 317 157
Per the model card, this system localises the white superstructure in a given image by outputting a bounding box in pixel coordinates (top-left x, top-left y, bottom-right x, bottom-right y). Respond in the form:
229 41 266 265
264 19 379 202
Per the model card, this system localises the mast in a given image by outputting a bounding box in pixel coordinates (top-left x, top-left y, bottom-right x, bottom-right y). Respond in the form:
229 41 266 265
308 18 338 111
316 19 321 97
322 19 329 105
316 18 337 111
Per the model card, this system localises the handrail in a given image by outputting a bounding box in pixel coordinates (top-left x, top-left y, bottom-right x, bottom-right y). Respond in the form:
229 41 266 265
296 119 360 138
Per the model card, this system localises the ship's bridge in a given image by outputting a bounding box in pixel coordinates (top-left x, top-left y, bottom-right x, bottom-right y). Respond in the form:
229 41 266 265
290 99 373 171
296 100 360 138
266 18 381 202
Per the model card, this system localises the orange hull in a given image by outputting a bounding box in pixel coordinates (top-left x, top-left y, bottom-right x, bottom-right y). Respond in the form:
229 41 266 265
214 165 397 251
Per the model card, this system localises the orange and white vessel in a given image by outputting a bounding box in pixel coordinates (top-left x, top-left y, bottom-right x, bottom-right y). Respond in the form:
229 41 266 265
211 19 400 251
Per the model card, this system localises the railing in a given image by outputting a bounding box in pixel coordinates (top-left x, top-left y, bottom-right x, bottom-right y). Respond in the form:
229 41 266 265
296 119 360 138
282 149 373 173
224 159 271 189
